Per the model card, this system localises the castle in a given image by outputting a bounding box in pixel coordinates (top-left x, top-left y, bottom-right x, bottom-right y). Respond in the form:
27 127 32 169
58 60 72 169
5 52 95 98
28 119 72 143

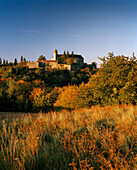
28 49 93 71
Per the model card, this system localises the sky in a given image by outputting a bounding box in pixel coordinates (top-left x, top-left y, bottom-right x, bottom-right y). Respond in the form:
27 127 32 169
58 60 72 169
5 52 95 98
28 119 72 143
0 0 137 65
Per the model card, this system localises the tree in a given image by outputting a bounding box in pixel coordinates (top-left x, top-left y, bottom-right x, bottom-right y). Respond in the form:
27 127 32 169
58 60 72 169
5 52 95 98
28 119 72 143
67 51 69 59
9 62 13 66
29 88 47 112
6 60 8 65
0 57 2 64
91 62 97 70
72 51 74 58
21 56 23 62
54 84 92 109
88 53 137 105
54 85 78 109
57 55 65 64
63 51 66 57
38 55 46 61
67 58 74 65
119 68 137 104
3 59 5 65
14 58 18 66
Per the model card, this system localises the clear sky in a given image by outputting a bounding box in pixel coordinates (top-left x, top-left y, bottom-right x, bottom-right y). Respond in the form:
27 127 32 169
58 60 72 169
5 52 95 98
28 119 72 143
0 0 137 65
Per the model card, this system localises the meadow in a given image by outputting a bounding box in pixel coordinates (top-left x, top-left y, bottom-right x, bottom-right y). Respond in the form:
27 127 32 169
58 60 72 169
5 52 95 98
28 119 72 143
0 105 137 169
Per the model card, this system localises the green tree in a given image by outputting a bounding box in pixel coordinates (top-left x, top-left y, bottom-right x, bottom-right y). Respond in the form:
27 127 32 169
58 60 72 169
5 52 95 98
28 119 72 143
14 58 18 66
29 88 47 112
1 68 13 78
63 50 66 57
88 53 137 105
67 51 69 59
119 68 137 104
21 56 23 62
91 62 97 70
67 58 74 65
3 59 5 65
0 57 2 64
54 83 92 109
6 60 8 65
9 62 13 66
38 55 46 61
0 81 7 111
72 51 74 58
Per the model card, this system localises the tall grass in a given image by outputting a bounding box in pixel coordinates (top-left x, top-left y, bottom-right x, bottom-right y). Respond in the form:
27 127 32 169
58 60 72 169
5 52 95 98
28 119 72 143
0 105 137 169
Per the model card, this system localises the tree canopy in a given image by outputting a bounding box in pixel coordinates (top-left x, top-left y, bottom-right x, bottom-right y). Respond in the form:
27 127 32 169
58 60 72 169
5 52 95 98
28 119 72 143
38 55 46 61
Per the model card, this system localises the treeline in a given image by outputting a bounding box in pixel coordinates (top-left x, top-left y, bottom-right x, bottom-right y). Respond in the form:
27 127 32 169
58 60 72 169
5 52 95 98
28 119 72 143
0 52 137 112
55 53 137 109
0 56 27 67
0 63 94 112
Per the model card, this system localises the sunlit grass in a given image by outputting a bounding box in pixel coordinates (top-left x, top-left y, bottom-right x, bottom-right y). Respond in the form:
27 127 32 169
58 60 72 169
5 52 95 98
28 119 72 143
0 105 137 169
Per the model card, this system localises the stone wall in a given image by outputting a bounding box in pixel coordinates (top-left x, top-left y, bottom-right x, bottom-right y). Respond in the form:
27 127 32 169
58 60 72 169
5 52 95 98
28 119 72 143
74 57 84 66
27 62 39 68
41 60 58 68
57 64 72 70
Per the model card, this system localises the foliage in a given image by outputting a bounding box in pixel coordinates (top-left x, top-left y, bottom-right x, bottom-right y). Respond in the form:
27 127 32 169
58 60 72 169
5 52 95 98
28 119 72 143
87 53 137 106
54 85 78 109
55 83 93 109
54 53 137 109
0 64 92 112
38 55 46 61
0 52 137 112
66 57 74 65
29 88 47 112
57 55 66 63
14 58 18 66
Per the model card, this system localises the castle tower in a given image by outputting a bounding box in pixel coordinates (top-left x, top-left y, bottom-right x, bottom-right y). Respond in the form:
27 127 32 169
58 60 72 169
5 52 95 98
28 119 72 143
52 49 58 60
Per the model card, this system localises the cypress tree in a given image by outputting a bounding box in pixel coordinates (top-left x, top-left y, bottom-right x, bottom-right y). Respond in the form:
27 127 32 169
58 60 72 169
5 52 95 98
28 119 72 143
6 60 8 65
21 56 23 62
14 58 18 66
3 59 5 65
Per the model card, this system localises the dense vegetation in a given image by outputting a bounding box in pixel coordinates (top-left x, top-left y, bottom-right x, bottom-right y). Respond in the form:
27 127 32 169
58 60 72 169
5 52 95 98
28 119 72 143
0 58 94 112
0 53 137 169
0 105 137 169
55 53 137 109
0 52 137 112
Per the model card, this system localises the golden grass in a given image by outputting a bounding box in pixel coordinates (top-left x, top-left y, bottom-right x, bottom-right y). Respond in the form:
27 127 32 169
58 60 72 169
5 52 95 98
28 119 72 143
0 105 137 169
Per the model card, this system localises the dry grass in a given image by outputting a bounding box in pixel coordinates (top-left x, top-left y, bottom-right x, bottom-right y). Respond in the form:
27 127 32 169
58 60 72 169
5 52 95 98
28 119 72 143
0 105 137 169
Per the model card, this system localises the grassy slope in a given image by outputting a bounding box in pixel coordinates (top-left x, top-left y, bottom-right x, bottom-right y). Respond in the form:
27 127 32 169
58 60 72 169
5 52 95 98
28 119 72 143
0 105 137 169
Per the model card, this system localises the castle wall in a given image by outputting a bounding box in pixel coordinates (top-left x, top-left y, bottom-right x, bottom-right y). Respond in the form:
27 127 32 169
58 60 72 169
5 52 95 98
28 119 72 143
27 62 39 68
57 64 72 70
27 50 85 71
41 60 58 68
27 62 45 68
74 57 84 65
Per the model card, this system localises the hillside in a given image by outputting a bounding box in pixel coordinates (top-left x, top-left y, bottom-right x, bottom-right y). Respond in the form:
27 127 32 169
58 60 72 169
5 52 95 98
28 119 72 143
1 53 137 113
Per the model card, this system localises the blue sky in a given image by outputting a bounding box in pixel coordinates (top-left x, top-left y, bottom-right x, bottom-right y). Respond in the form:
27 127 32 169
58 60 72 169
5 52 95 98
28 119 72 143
0 0 137 65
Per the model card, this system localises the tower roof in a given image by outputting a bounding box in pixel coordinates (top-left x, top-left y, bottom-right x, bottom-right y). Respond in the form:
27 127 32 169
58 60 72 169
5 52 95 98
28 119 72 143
54 49 57 53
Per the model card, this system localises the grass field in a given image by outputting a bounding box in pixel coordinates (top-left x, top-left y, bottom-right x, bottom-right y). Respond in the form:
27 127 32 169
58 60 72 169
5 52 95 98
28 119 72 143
0 105 137 169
